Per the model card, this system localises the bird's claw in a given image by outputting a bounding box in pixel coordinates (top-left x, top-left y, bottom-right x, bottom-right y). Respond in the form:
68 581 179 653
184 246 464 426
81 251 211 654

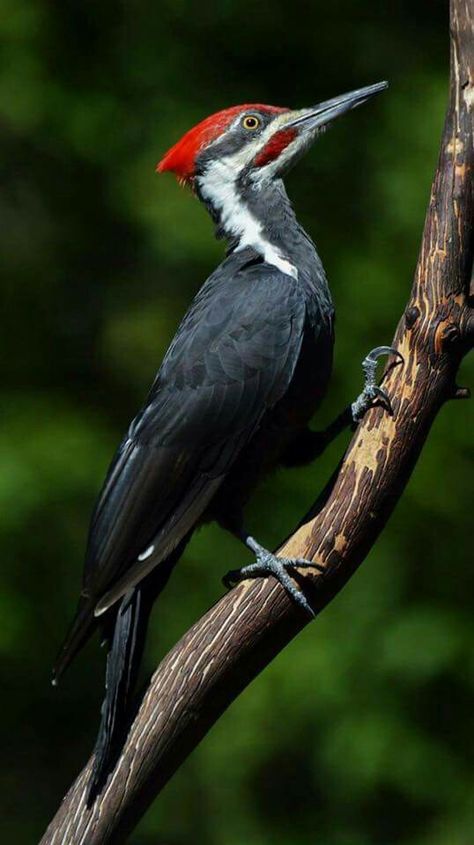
351 345 403 422
353 383 393 420
223 541 323 617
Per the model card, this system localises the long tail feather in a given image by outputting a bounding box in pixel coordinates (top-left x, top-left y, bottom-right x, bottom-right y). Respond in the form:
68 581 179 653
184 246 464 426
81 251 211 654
86 539 189 805
86 586 146 804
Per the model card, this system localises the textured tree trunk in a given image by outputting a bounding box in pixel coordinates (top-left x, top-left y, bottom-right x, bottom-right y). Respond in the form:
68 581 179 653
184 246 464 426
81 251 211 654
41 2 473 842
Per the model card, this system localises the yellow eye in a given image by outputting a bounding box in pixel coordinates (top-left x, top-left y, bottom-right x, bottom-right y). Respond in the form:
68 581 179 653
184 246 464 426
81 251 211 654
242 114 261 131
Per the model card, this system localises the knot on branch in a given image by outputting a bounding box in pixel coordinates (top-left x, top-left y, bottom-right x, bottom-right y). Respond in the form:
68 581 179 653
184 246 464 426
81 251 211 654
433 315 467 356
441 321 461 347
404 305 420 329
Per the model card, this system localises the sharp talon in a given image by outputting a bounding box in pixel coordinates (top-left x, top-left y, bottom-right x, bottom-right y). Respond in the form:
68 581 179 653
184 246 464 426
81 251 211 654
352 343 402 422
293 592 316 617
222 570 238 588
371 385 391 408
223 539 320 618
375 387 393 415
382 348 404 377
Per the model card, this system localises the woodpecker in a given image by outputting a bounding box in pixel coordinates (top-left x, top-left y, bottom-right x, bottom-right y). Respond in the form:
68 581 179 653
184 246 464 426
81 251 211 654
53 82 399 801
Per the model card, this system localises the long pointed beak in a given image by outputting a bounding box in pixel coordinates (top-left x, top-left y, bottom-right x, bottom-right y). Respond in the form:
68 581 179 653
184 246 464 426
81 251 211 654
285 81 388 133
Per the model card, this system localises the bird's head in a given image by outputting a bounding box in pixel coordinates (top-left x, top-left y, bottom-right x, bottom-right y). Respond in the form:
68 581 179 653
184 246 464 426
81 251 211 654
157 82 387 194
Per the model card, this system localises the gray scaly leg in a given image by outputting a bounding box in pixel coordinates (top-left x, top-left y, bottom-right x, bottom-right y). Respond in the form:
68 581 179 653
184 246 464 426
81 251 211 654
351 345 403 422
223 536 323 617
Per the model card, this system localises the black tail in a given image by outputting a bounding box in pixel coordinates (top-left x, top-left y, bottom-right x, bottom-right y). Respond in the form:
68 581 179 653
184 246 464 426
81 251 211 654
86 543 187 805
87 586 147 804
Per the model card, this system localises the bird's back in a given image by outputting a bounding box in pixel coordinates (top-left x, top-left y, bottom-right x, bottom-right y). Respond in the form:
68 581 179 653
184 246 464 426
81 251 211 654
54 246 331 678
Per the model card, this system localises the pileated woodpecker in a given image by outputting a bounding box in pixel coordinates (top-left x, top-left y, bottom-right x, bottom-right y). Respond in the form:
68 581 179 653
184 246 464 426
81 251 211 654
54 82 400 800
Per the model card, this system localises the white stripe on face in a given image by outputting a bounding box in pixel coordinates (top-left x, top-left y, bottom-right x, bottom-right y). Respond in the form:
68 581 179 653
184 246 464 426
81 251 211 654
197 156 298 279
203 109 318 187
205 111 294 171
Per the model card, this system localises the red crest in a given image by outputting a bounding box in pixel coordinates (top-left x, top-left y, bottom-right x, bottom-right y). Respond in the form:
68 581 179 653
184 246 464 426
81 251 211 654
157 104 288 183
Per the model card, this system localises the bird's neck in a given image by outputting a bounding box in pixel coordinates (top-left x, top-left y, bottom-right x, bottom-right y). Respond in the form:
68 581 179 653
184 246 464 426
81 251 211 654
196 167 316 280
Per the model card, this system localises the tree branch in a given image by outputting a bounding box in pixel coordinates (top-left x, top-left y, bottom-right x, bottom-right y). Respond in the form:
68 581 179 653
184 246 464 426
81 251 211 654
41 2 473 842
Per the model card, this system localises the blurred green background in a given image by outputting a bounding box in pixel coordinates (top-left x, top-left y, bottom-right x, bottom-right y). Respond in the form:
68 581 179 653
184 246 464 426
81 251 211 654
1 1 472 843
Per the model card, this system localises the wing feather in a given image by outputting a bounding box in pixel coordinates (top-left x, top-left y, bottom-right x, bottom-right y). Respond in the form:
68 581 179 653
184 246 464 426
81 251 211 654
83 255 308 613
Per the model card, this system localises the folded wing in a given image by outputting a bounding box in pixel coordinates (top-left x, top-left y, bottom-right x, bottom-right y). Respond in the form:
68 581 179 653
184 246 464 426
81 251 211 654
56 255 308 674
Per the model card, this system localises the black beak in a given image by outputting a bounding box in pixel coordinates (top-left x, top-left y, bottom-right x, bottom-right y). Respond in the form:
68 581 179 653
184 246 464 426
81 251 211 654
285 81 388 132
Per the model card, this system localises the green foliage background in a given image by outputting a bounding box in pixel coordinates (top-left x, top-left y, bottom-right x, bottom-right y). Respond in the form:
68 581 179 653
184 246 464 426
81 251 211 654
1 1 472 842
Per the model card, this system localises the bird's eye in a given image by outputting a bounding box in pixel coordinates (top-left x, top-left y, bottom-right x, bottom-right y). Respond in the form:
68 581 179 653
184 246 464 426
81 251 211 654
242 115 261 131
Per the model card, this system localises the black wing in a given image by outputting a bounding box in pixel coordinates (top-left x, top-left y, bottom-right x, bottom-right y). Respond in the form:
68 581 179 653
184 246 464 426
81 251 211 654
86 253 307 615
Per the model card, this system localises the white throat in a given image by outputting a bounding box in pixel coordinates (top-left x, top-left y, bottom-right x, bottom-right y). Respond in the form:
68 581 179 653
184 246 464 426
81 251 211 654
198 159 298 280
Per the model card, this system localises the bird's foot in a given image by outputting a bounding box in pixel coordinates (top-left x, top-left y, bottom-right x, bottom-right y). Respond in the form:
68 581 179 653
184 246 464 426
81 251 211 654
351 345 403 422
223 537 323 617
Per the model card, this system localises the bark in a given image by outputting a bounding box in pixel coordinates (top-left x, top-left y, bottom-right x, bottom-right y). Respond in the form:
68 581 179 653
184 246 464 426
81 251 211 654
41 2 473 842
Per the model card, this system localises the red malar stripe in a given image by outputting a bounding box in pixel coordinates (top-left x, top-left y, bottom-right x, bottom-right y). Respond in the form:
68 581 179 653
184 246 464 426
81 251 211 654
254 128 297 168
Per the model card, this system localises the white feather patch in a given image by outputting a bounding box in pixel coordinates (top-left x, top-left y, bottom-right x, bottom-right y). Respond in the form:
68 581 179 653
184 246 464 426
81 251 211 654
138 544 155 561
198 158 298 280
